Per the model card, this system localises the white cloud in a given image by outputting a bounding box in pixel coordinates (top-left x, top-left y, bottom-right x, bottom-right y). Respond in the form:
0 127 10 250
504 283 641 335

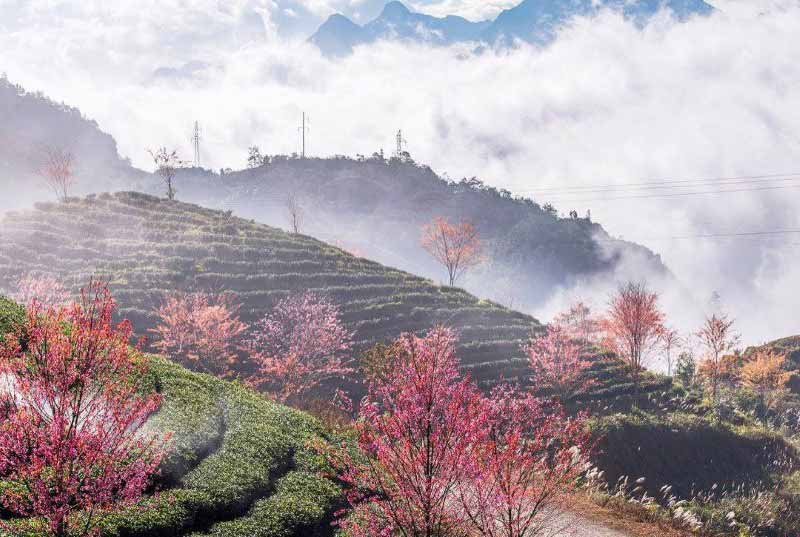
1 1 800 345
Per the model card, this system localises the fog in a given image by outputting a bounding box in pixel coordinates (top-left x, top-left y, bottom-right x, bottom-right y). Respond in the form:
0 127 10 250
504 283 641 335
1 0 799 346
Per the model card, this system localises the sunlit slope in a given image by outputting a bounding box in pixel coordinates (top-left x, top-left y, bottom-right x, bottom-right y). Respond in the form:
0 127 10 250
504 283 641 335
0 192 537 385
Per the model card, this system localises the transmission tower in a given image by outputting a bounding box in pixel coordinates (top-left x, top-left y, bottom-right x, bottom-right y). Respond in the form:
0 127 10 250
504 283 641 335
191 121 202 167
395 129 408 158
298 112 310 158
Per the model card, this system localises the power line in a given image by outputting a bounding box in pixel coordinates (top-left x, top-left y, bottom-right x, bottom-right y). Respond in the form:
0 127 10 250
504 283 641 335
597 229 800 242
532 183 800 203
510 172 800 194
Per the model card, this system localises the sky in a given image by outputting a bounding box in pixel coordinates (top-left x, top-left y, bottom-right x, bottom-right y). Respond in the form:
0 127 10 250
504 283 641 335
1 0 799 345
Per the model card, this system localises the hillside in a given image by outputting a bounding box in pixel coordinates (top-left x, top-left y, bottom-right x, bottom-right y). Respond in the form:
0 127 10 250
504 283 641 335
309 0 714 56
0 347 342 536
157 157 669 315
0 192 540 387
0 75 147 212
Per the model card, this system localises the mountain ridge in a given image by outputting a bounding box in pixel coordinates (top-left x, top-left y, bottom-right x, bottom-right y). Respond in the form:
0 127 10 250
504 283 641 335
310 0 715 56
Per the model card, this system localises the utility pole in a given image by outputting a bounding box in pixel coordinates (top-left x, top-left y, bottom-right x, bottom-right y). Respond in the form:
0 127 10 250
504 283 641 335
298 112 310 158
192 121 202 167
395 129 407 159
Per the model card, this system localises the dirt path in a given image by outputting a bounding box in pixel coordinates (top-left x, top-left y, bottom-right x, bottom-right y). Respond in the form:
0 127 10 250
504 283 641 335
554 495 692 537
554 512 631 536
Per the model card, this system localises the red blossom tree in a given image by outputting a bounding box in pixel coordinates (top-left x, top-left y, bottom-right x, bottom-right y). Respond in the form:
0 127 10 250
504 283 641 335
248 291 353 403
332 327 487 537
421 216 485 286
150 292 247 378
13 274 69 308
601 282 665 399
38 147 76 202
525 325 593 402
330 328 591 537
458 386 591 537
0 283 168 537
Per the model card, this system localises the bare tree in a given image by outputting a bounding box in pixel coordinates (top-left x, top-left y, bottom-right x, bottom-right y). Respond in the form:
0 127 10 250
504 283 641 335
148 147 180 201
38 147 75 202
285 191 303 234
696 312 739 405
660 327 681 377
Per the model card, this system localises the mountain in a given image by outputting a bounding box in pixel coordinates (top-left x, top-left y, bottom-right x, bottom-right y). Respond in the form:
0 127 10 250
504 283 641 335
311 0 489 56
0 75 147 212
154 157 670 315
310 0 714 56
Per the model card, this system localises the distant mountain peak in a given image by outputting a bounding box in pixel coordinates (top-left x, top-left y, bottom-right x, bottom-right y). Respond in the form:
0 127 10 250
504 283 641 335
310 0 714 57
380 1 412 19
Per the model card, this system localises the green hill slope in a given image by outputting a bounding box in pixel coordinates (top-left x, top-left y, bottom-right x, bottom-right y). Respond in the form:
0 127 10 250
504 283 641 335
0 192 538 386
0 329 341 536
0 298 340 535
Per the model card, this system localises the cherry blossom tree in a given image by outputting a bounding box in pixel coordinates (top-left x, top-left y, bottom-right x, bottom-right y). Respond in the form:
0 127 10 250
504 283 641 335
330 328 592 537
248 291 353 403
458 386 591 537
150 291 247 378
602 282 665 399
421 216 485 286
13 274 69 308
0 283 168 537
525 326 593 402
331 327 487 537
553 301 600 347
695 312 739 404
38 147 75 202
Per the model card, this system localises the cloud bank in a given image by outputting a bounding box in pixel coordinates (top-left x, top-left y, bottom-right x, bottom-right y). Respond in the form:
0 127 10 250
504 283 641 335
1 0 799 346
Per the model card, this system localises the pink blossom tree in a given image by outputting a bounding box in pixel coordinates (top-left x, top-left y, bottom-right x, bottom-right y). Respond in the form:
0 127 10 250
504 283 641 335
525 325 593 402
248 291 353 403
0 283 168 537
329 328 592 537
150 292 247 378
331 327 487 537
553 301 600 347
459 386 592 537
13 274 69 308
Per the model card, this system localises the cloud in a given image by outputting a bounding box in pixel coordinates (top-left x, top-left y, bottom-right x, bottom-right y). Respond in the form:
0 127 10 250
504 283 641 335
1 1 800 345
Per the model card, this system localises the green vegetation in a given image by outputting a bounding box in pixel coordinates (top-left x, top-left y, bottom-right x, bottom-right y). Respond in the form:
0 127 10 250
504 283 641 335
0 192 537 386
0 352 342 537
0 295 24 342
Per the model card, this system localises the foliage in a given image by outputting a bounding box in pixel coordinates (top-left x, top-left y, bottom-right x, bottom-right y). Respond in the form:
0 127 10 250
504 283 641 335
458 386 591 537
601 282 665 396
696 312 740 405
12 274 69 308
420 216 485 286
248 291 353 403
0 284 168 537
330 327 590 537
0 296 24 343
525 325 593 402
150 291 247 378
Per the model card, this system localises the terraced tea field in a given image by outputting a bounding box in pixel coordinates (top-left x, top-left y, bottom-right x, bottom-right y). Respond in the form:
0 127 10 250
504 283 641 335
0 192 538 385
